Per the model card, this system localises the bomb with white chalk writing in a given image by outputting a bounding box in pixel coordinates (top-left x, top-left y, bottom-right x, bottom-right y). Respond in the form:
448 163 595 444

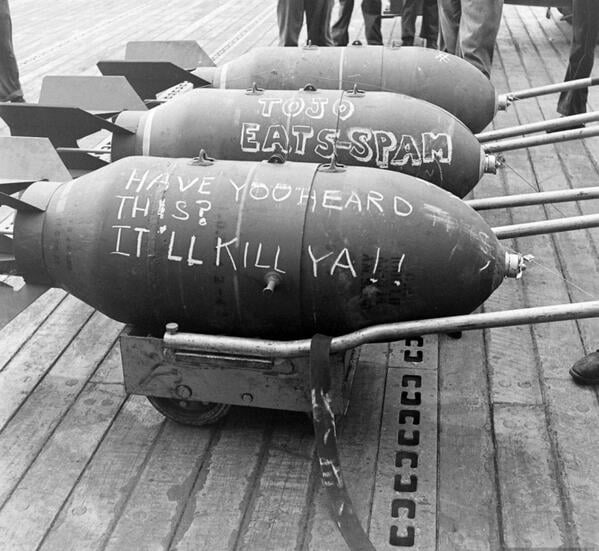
8 155 523 339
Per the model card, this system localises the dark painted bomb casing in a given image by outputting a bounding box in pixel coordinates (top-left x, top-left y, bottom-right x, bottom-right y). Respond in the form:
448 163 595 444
193 45 497 133
14 157 510 339
113 88 490 198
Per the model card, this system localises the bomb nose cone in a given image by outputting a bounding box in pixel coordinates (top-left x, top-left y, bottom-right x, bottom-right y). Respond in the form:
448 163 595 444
504 251 529 279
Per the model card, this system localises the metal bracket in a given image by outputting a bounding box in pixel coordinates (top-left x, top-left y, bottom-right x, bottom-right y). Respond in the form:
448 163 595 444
189 149 215 166
245 82 264 95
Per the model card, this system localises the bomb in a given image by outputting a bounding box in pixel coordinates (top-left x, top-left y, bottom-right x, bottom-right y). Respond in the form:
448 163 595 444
9 155 520 339
98 43 497 133
0 87 494 198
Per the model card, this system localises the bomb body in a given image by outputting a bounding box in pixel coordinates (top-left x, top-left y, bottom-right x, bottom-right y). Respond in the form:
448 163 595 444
113 88 490 198
14 156 515 339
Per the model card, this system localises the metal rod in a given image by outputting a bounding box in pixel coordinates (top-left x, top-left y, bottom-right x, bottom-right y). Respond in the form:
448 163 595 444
162 300 599 356
476 111 599 142
497 76 599 109
467 187 599 210
56 147 111 155
483 125 599 153
492 213 599 239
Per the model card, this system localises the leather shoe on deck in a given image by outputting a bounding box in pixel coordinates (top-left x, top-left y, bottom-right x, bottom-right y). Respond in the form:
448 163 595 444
570 350 599 385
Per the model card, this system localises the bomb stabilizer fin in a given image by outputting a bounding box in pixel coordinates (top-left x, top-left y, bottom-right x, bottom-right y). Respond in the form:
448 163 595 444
97 60 211 100
56 149 108 179
0 104 134 148
39 75 147 115
0 137 71 181
125 40 215 69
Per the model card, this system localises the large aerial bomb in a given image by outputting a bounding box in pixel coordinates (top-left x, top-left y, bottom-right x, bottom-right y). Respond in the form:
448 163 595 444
4 155 520 339
97 42 498 133
0 87 494 198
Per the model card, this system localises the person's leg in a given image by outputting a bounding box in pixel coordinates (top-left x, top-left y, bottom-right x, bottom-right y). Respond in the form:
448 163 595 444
557 0 599 116
0 0 23 102
331 0 355 46
362 0 382 45
457 0 503 77
401 0 420 46
438 0 460 54
420 0 439 49
306 0 335 46
277 0 305 46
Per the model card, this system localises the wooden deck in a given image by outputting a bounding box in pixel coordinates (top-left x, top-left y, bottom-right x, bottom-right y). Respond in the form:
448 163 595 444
1 2 599 549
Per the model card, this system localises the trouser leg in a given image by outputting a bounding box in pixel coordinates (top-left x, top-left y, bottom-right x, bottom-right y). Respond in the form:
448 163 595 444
420 0 439 48
362 0 382 45
401 0 421 46
457 0 503 77
331 0 355 46
277 0 305 46
438 0 460 54
0 0 23 101
557 0 599 115
306 0 334 46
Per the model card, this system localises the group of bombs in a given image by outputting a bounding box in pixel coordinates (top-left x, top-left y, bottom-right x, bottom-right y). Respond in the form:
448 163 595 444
0 42 590 339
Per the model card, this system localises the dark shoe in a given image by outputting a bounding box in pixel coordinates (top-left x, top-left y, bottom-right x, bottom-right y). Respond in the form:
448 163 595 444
570 350 599 385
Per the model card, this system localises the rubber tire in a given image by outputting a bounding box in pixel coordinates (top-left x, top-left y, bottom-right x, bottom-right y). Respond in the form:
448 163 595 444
147 396 231 426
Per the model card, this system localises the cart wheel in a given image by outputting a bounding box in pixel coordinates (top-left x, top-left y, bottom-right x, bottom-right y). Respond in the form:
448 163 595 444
147 396 231 426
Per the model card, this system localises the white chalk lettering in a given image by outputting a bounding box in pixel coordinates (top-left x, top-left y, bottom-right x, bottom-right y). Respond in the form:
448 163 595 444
330 248 357 277
322 189 343 210
367 191 384 213
273 245 286 273
243 241 250 268
132 195 150 218
372 247 381 275
215 236 238 270
240 122 261 152
258 97 282 117
111 225 130 256
291 125 314 155
134 227 149 257
344 191 363 212
125 169 149 192
272 183 293 202
308 246 334 277
157 198 166 220
332 98 355 121
147 172 169 191
314 128 338 158
262 124 289 153
391 135 422 167
115 195 134 220
173 200 190 221
249 182 270 201
422 132 452 163
196 199 212 225
348 128 374 163
393 196 414 217
177 175 199 193
186 235 203 266
282 97 305 117
305 97 328 119
229 178 247 202
296 187 317 212
373 130 398 168
167 231 182 262
254 243 270 269
198 176 213 195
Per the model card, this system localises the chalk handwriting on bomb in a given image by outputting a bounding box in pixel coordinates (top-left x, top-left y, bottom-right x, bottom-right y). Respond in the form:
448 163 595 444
109 168 410 282
239 96 453 169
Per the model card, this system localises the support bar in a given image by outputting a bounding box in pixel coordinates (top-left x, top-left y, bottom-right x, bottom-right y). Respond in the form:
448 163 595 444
467 187 599 210
476 111 599 142
497 76 599 109
56 147 111 155
162 301 599 357
483 125 599 153
493 213 599 239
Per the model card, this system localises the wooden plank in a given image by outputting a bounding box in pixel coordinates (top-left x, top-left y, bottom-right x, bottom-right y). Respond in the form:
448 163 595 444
38 395 164 551
0 313 123 507
437 331 500 550
169 408 270 551
307 344 388 550
0 375 125 550
237 414 314 551
103 420 216 551
0 295 94 430
0 287 66 369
